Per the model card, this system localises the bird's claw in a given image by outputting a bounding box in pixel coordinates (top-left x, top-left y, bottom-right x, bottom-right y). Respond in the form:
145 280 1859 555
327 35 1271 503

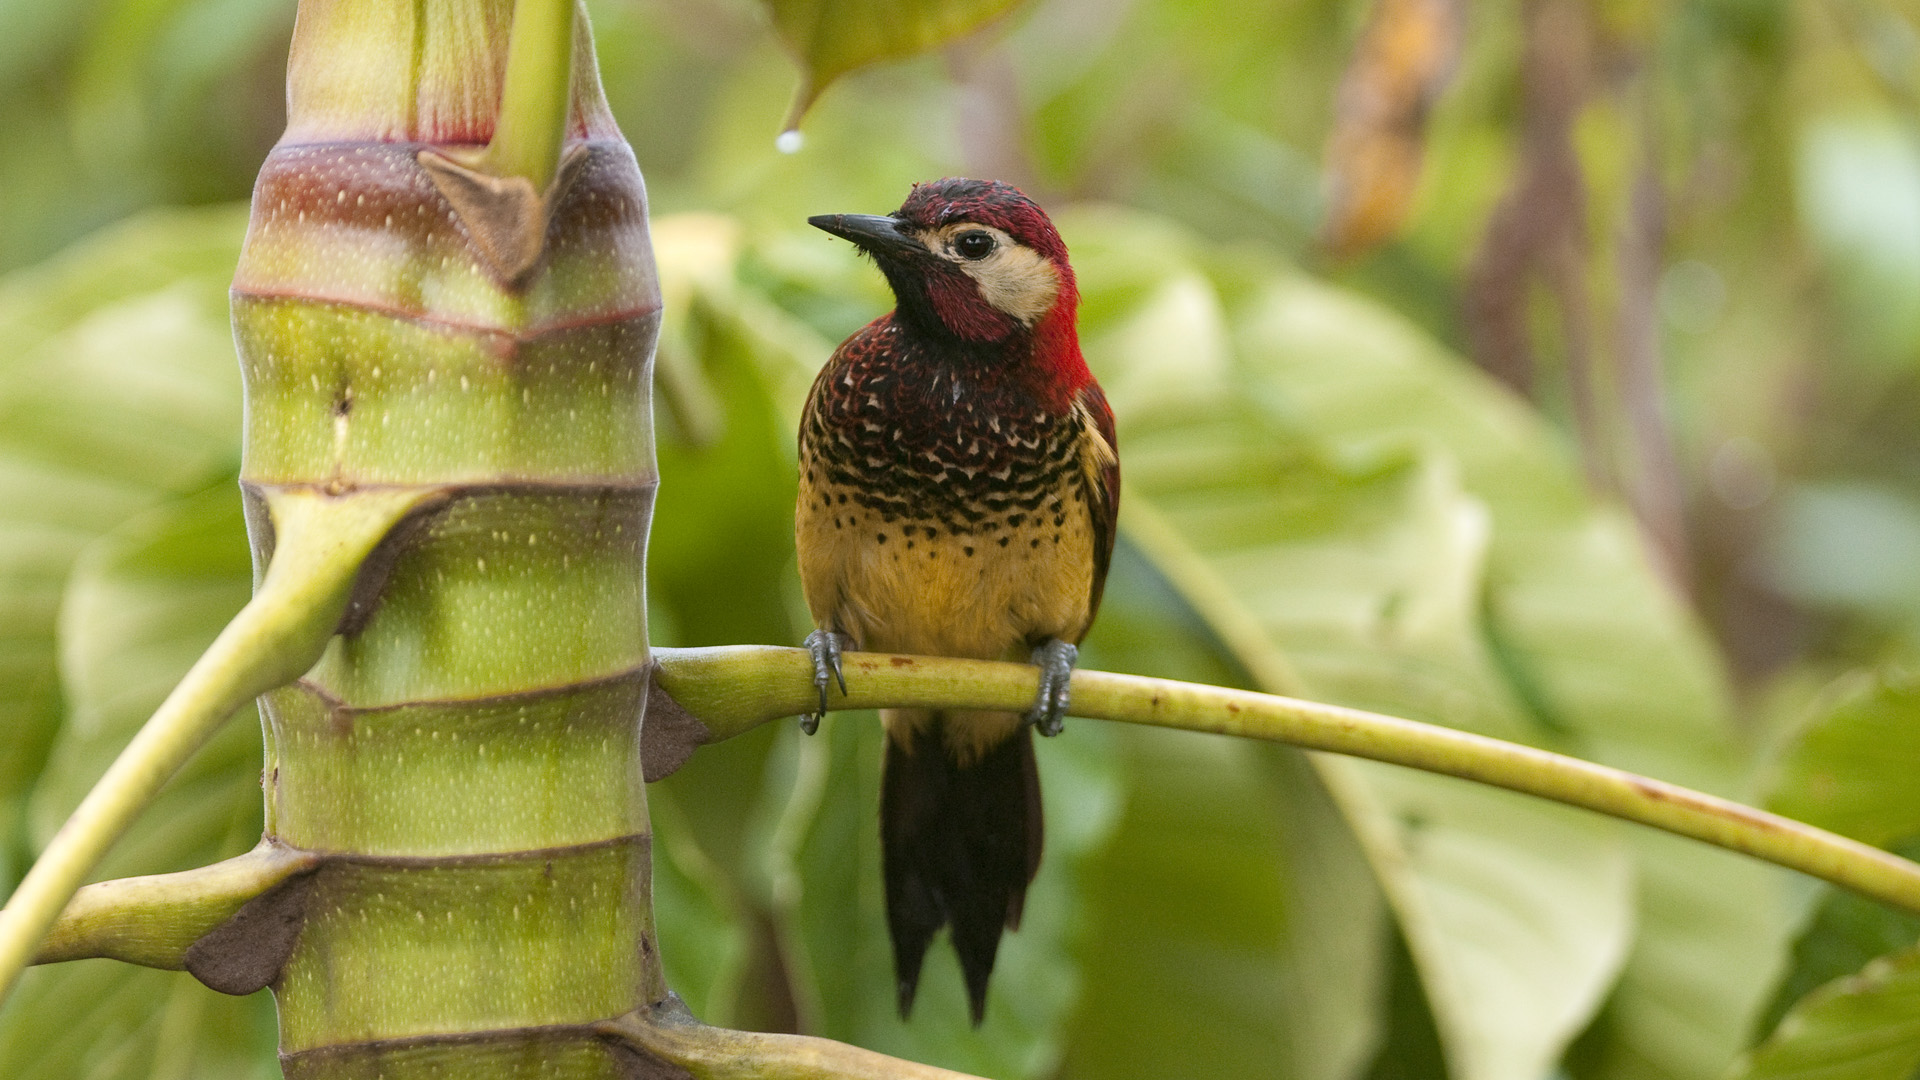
1026 639 1077 737
802 629 850 735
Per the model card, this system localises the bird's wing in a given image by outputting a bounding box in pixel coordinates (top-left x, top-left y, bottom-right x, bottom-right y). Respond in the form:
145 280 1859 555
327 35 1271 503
1073 382 1120 630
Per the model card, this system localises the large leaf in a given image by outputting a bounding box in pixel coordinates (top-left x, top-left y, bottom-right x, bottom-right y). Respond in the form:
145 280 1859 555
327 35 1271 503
0 207 246 885
1756 838 1920 1045
765 708 1121 1077
1753 676 1920 1075
1153 214 1800 1080
760 0 1028 130
1728 945 1920 1080
1766 667 1920 849
660 201 1792 1078
0 483 275 1079
1065 208 1641 1080
1069 540 1388 1080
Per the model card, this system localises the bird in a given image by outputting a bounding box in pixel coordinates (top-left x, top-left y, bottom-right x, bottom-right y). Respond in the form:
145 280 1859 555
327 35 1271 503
795 178 1119 1025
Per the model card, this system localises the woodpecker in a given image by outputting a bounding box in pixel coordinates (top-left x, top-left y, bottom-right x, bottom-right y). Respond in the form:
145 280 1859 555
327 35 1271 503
796 178 1118 1025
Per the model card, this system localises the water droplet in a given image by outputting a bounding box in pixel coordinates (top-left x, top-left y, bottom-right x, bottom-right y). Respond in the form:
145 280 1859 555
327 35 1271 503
775 130 805 155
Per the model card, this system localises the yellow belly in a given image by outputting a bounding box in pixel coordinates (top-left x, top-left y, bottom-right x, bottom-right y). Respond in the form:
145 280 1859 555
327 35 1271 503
796 474 1096 761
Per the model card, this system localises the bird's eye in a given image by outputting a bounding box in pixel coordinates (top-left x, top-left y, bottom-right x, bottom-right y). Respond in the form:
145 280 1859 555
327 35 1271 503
954 231 996 260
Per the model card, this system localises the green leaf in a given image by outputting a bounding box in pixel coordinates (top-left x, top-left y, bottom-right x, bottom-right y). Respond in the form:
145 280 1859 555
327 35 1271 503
1796 117 1920 371
0 207 246 886
1767 668 1920 849
1066 542 1389 1080
648 780 756 1024
1061 730 1389 1080
1577 836 1808 1080
0 483 274 1079
768 711 1122 1077
759 0 1028 131
1730 946 1920 1080
1757 839 1920 1045
1108 214 1798 1080
1061 209 1640 1080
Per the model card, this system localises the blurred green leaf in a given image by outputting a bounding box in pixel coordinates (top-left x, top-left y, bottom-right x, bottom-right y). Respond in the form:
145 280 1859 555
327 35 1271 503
1756 838 1920 1044
0 207 245 886
1797 117 1920 371
1061 207 1641 1080
761 0 1027 131
0 482 274 1079
1577 836 1805 1080
1134 211 1801 1080
649 778 757 1024
1068 537 1389 1080
1729 945 1920 1080
1767 667 1920 848
0 0 282 269
767 708 1121 1077
1762 484 1920 631
1061 728 1388 1080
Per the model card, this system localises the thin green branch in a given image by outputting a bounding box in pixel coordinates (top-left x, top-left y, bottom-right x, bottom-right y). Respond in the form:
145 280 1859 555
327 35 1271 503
0 488 436 1005
652 645 1920 918
32 842 318 969
484 0 576 188
605 1000 988 1080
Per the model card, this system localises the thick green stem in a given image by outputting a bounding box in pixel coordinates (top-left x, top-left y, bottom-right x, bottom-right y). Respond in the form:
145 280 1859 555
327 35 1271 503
0 488 431 1004
652 645 1920 918
234 4 665 1071
484 0 576 188
32 843 318 969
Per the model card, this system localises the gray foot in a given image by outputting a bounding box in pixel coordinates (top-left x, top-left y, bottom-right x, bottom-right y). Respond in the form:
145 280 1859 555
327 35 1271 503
802 629 850 735
1027 639 1078 737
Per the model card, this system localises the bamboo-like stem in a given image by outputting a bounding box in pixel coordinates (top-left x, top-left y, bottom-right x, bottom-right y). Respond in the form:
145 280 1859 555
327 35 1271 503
604 1003 988 1080
31 842 319 969
0 488 433 1004
652 645 1920 918
484 0 576 187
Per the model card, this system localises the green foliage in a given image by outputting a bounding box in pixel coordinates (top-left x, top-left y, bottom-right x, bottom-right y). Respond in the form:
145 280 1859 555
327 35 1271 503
0 192 1854 1080
1767 668 1920 849
1757 838 1920 1044
1730 946 1920 1080
0 209 245 888
2 483 273 1078
6 0 1920 1077
637 202 1796 1078
760 0 1028 130
1742 671 1920 1080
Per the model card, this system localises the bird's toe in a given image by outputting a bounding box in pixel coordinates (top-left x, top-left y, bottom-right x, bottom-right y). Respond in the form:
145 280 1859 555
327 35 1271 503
802 629 850 734
1027 639 1077 737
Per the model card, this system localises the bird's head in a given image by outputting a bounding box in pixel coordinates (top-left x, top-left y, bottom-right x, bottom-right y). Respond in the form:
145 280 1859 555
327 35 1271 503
810 179 1084 377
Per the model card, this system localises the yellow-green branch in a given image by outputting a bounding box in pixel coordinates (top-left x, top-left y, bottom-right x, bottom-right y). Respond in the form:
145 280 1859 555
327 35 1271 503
484 0 576 188
32 842 318 969
0 488 435 1005
652 645 1920 918
606 1000 988 1080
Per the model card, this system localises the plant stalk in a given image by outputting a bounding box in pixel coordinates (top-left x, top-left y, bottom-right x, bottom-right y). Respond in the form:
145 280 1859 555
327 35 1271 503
32 842 318 969
606 1002 989 1080
484 0 577 188
0 488 430 1004
652 645 1920 918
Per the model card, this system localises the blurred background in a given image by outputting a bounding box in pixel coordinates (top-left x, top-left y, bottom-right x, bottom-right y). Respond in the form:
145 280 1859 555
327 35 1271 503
2 1 1920 1078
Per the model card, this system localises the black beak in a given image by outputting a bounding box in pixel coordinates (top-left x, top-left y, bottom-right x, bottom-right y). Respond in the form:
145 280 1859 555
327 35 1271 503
808 213 926 259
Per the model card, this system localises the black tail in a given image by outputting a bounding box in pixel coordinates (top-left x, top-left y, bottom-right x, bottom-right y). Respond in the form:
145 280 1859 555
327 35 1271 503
880 713 1043 1025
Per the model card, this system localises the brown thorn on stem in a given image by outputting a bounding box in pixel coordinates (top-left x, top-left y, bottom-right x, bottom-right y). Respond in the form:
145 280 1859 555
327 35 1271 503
419 143 590 286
